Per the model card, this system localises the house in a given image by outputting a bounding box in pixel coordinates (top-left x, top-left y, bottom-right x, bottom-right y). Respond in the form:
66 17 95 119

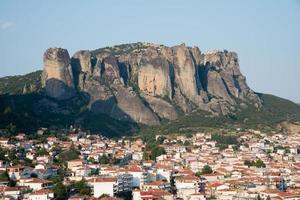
125 166 148 187
90 177 117 198
29 189 54 200
19 178 53 191
189 193 206 200
142 181 170 191
115 173 133 193
202 172 224 182
7 166 25 180
132 189 173 200
175 175 199 200
33 168 57 179
0 138 9 147
215 189 237 200
15 133 26 140
1 186 30 200
156 165 172 182
67 160 84 169
206 182 230 197
75 167 92 177
68 134 79 142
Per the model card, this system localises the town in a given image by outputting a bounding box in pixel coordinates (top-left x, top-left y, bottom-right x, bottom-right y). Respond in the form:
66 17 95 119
0 129 299 200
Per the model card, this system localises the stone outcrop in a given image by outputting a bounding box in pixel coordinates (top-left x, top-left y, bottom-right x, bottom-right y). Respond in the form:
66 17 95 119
42 43 262 125
42 48 75 100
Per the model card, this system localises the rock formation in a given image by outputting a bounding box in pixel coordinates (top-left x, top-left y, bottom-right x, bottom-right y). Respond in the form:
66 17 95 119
42 43 261 125
42 48 75 100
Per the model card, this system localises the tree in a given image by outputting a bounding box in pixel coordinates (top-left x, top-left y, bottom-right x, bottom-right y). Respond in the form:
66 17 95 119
195 171 202 177
69 179 91 195
244 159 266 168
256 194 262 200
58 144 80 162
0 171 9 182
202 165 213 174
53 182 67 200
244 160 253 167
150 146 166 160
142 151 150 160
255 159 266 168
266 195 271 200
36 147 49 156
99 154 109 164
8 179 16 187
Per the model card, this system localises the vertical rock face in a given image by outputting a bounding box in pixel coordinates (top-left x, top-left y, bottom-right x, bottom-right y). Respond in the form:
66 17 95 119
72 50 93 74
42 43 261 125
42 48 75 100
202 50 261 107
137 48 172 97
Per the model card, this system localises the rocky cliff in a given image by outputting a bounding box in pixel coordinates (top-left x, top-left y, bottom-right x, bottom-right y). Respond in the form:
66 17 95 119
41 42 261 125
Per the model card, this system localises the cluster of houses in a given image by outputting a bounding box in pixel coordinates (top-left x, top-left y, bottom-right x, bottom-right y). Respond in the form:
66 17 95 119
0 129 300 200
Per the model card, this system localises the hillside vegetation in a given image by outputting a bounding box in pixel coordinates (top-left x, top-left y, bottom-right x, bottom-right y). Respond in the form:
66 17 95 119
0 70 42 94
139 93 300 139
0 92 137 137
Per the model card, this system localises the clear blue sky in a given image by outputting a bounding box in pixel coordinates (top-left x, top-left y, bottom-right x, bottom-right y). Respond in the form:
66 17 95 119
0 0 299 102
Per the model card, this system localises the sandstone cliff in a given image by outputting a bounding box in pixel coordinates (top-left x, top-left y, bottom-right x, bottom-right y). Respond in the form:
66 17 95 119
42 48 75 100
42 43 261 125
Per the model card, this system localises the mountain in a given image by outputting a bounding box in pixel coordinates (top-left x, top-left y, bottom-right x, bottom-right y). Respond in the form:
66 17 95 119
0 42 300 136
42 43 261 123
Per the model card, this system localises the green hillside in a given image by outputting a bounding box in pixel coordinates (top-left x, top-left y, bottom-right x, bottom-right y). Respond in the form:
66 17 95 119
139 93 300 138
0 70 42 94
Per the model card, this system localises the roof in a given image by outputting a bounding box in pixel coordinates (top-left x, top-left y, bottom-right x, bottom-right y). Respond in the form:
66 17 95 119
140 189 172 197
92 177 117 183
30 188 53 195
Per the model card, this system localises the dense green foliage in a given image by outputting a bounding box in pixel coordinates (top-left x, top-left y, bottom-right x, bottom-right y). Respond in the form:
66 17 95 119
244 159 266 168
53 182 68 200
211 133 240 150
99 154 109 164
196 165 213 176
143 139 166 160
58 145 80 162
202 165 213 174
69 179 92 196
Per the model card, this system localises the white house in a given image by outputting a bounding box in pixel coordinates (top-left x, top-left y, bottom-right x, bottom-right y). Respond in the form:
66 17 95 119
29 189 54 200
90 177 117 198
19 178 53 191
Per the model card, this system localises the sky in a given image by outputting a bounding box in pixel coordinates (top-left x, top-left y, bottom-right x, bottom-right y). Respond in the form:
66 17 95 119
0 0 299 103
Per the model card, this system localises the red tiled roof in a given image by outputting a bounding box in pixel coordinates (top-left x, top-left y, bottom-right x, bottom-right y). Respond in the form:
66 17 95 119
30 188 53 195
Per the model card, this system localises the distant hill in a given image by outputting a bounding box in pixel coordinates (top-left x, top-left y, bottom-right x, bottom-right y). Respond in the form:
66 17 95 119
0 43 300 137
0 70 42 95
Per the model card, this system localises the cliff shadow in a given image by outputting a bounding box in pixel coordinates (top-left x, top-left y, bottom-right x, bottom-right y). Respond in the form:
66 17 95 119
90 96 135 123
45 78 76 100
